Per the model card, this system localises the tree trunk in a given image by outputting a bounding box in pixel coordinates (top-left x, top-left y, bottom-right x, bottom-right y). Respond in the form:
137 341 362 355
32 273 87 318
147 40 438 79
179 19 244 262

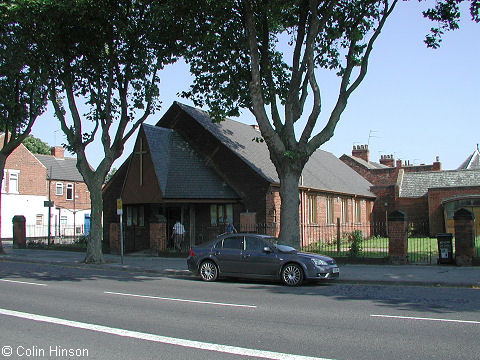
0 191 3 255
84 181 105 264
0 155 7 255
277 167 302 249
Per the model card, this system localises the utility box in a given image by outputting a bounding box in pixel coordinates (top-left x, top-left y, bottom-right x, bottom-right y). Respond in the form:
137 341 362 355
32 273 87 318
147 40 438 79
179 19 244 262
437 233 453 264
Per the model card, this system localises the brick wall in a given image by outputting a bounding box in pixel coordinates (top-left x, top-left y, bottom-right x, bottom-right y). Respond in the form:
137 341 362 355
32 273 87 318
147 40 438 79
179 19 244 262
388 210 408 264
3 142 47 196
428 186 480 235
49 180 91 211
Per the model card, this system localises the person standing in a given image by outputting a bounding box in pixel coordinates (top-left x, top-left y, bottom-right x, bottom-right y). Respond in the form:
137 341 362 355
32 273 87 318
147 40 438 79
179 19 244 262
172 220 185 252
225 221 237 234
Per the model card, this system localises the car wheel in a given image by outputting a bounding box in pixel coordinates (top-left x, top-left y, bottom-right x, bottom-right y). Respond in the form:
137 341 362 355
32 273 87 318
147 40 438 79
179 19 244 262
281 263 303 286
199 260 218 282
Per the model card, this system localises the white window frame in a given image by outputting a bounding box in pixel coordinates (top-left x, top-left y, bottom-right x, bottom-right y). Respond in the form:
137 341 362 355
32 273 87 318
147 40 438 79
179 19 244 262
306 194 317 225
354 199 362 224
326 197 335 225
8 170 19 194
36 214 44 226
56 182 64 195
66 183 73 200
341 198 349 224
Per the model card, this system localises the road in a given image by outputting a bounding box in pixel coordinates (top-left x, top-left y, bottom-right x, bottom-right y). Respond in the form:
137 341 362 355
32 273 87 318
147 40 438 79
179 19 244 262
0 261 479 360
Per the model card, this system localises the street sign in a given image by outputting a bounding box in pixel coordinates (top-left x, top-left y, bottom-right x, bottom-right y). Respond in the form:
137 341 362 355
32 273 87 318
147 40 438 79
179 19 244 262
116 198 123 215
43 201 54 207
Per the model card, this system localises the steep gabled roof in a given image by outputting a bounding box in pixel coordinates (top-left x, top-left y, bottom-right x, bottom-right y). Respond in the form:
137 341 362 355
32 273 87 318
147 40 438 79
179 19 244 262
458 145 480 170
399 169 480 198
173 102 374 198
143 124 239 199
34 154 84 182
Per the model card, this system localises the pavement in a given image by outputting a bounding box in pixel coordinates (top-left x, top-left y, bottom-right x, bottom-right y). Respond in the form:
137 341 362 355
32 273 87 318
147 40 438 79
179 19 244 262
0 242 479 287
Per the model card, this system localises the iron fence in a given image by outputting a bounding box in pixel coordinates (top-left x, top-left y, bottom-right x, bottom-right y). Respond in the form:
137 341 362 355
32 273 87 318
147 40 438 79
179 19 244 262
23 225 87 244
197 222 389 259
300 222 388 258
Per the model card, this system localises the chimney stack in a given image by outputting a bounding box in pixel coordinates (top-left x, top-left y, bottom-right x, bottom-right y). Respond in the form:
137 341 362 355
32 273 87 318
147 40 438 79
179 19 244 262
432 156 441 171
379 154 395 167
51 146 64 159
351 144 369 163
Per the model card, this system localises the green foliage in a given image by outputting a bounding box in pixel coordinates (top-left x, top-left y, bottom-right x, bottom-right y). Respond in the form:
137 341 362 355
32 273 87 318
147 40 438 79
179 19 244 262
0 1 48 153
22 135 50 154
182 0 398 248
12 0 191 262
347 230 363 258
423 0 480 48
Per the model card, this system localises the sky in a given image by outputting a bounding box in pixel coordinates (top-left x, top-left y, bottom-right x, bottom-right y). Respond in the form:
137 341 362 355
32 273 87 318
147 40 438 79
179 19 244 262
31 1 480 172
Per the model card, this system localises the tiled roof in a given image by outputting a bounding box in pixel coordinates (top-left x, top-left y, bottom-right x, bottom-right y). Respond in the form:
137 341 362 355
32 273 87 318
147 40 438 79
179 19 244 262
174 102 375 198
457 145 480 170
399 169 480 198
341 154 389 170
34 154 84 182
143 124 239 199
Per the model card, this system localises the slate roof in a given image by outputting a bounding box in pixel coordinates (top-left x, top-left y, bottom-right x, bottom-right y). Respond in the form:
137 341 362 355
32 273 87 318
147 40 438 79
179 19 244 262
457 145 480 170
399 169 480 198
173 102 375 198
341 154 389 170
143 124 239 199
34 154 84 182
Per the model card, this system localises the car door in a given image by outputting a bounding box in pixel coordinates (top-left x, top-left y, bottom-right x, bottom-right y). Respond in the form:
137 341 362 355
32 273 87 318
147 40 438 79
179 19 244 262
242 236 279 276
214 235 244 274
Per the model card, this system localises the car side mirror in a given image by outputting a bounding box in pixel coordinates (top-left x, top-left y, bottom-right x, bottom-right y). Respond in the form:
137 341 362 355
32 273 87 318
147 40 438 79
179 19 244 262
263 246 272 253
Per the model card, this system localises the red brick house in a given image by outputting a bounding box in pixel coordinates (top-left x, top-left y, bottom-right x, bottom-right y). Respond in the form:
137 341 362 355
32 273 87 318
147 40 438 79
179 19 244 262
103 102 375 253
1 134 91 240
341 145 480 237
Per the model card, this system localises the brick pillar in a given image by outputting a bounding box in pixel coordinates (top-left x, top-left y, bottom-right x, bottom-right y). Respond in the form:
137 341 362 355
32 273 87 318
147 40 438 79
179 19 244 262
12 215 26 249
454 208 475 266
150 222 167 253
109 223 120 254
388 210 408 264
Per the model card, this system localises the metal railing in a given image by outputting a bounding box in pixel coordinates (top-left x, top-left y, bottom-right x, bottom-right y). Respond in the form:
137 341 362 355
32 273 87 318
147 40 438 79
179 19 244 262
23 224 87 244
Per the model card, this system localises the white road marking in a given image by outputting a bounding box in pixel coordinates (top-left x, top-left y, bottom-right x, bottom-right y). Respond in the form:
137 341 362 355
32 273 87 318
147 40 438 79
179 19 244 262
371 314 480 325
0 279 47 286
104 291 257 308
0 308 333 360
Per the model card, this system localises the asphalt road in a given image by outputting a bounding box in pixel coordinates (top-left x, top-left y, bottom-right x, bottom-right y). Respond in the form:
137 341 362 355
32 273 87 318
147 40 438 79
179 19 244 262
0 262 479 360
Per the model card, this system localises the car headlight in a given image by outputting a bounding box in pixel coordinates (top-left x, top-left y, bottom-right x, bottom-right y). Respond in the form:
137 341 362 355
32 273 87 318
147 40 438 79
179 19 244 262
311 258 328 266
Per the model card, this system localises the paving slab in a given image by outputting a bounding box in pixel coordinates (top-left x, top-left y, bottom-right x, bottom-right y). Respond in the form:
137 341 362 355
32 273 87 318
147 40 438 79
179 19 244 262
1 245 479 287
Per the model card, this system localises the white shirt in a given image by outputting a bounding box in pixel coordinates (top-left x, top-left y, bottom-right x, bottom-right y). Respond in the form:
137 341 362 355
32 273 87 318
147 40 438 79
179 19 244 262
173 222 185 235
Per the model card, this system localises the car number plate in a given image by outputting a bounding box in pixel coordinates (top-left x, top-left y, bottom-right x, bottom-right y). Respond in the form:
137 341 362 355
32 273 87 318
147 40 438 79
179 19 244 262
332 267 339 273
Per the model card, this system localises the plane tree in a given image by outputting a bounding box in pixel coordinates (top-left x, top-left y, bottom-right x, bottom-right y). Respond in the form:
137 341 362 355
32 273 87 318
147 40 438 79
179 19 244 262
183 0 399 248
15 0 185 263
423 0 479 48
0 2 48 253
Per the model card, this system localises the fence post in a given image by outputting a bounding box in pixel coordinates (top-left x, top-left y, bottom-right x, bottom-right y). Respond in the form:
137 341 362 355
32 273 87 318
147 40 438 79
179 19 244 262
150 220 167 253
336 218 341 254
453 208 475 266
387 210 408 264
12 215 26 249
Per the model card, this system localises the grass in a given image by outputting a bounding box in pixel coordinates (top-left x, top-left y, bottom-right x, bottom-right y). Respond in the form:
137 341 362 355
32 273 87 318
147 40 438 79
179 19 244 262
302 235 453 262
